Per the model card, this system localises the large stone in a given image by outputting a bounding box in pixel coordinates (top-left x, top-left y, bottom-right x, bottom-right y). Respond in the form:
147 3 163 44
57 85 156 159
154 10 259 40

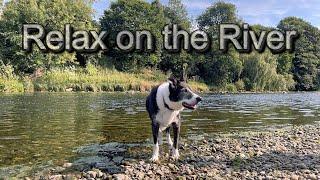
87 171 97 178
113 174 130 180
290 175 299 180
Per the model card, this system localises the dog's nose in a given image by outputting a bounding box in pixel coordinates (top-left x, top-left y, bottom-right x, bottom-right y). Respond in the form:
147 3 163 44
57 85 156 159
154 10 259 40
196 97 202 102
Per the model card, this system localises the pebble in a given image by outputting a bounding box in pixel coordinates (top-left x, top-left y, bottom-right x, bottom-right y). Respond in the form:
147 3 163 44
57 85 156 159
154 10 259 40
63 163 73 168
290 175 299 180
308 174 317 180
49 175 63 180
136 172 145 179
297 131 304 135
87 171 97 178
113 174 130 180
176 176 186 180
96 170 104 178
235 144 242 152
185 167 192 175
265 175 273 180
156 169 163 176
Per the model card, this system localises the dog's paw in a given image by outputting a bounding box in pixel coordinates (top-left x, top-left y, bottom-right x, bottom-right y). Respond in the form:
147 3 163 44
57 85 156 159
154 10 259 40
170 149 180 161
149 155 159 163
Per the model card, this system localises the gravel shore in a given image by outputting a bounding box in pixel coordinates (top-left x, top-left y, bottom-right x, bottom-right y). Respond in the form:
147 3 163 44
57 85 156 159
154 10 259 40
43 124 320 179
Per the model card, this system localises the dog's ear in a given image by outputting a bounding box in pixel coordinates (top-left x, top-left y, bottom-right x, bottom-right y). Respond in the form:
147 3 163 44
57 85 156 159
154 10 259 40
168 76 178 88
179 76 186 83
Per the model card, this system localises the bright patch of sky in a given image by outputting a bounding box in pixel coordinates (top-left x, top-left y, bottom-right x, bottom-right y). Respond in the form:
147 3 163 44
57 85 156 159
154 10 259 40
93 0 320 28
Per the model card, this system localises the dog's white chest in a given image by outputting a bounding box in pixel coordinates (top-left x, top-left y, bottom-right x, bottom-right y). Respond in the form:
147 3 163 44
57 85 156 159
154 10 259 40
156 110 180 131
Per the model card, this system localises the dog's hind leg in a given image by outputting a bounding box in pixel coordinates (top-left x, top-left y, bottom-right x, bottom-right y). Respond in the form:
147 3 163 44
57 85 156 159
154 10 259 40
150 122 160 162
165 127 173 151
171 122 180 160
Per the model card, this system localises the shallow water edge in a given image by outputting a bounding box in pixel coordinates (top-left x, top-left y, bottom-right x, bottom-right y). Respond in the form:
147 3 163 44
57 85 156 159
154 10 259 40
4 123 319 179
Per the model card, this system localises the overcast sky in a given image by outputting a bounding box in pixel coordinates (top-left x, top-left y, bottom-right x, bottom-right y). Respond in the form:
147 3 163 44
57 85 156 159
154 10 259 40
93 0 320 28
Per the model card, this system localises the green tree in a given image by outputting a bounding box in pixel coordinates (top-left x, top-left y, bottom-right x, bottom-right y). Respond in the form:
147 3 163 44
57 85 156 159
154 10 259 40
199 52 242 86
0 0 94 73
164 0 190 29
158 0 192 77
278 17 320 91
197 1 238 38
0 0 3 17
100 0 166 71
0 0 4 66
277 52 293 75
196 1 242 87
242 51 294 91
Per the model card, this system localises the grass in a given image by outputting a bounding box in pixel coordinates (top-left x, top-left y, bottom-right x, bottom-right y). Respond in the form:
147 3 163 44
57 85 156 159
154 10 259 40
0 65 24 93
0 77 24 93
0 65 209 93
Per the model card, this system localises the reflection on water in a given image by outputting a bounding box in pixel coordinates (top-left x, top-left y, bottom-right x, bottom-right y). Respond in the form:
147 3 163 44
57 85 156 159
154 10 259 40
0 92 319 170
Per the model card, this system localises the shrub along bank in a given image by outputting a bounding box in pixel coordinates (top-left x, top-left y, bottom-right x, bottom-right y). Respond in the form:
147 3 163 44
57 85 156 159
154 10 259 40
0 65 209 93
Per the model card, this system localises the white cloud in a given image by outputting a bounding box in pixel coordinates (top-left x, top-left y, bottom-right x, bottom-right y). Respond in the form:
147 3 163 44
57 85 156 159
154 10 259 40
182 0 211 10
229 0 289 16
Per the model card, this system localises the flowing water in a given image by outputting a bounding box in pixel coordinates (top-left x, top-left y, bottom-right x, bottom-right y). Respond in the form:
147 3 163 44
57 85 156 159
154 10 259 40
0 92 320 176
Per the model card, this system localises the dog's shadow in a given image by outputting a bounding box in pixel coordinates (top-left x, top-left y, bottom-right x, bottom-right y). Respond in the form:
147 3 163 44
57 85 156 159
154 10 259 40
130 139 320 173
181 150 320 173
236 151 320 172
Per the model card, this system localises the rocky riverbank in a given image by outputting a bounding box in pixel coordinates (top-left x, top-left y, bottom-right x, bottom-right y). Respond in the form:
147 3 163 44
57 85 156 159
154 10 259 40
35 124 320 179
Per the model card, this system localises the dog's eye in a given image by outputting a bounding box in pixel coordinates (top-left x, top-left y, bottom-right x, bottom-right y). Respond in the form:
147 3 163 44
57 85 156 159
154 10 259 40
183 89 188 92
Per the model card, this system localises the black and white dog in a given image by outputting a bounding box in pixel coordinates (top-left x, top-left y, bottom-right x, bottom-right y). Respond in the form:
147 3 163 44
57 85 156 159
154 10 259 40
146 77 202 162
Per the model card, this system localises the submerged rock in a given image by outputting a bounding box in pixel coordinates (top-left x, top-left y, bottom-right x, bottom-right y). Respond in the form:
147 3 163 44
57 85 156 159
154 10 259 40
112 156 124 164
70 142 134 174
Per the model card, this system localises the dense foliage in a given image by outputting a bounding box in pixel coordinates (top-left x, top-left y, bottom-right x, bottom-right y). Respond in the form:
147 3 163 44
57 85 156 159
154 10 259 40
100 0 166 71
0 0 319 92
278 17 320 91
0 0 94 73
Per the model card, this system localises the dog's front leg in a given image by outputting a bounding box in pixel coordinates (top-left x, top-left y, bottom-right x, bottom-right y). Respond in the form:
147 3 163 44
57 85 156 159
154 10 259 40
150 122 160 162
166 127 173 150
171 122 180 160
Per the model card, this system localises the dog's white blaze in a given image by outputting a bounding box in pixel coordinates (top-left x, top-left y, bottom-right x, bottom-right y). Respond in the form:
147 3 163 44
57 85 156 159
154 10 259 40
157 82 184 110
156 111 180 132
156 82 184 131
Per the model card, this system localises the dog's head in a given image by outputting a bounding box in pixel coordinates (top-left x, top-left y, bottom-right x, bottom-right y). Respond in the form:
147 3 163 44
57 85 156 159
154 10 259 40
168 77 202 110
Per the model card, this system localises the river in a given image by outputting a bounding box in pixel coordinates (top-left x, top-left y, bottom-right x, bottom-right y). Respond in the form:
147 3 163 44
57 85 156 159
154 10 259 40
0 92 319 177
